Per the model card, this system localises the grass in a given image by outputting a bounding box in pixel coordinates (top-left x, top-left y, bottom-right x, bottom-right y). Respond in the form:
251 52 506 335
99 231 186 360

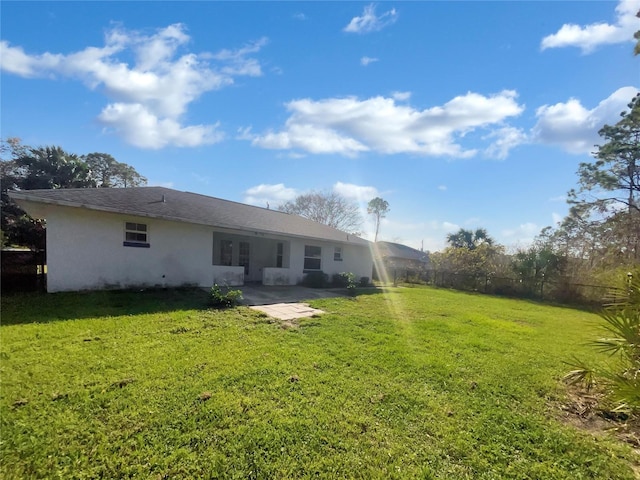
1 286 637 479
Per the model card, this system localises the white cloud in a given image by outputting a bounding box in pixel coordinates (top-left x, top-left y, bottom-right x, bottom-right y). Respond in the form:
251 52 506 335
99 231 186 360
333 182 379 202
483 126 527 159
532 86 639 154
541 0 640 53
98 103 224 149
293 13 307 21
360 56 379 66
549 195 567 202
246 90 524 158
437 185 447 191
0 24 268 149
552 212 563 225
392 91 411 101
343 4 398 34
243 183 298 208
501 222 540 246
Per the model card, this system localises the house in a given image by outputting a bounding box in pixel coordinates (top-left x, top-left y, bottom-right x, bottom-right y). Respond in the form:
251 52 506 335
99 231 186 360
10 187 373 293
371 241 429 284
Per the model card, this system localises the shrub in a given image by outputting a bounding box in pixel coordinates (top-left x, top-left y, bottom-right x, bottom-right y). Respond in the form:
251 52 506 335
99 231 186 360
209 284 243 308
565 271 640 414
332 272 356 288
360 276 370 287
302 271 329 288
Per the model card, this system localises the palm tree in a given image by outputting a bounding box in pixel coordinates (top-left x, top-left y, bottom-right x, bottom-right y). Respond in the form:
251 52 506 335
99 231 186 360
446 228 494 250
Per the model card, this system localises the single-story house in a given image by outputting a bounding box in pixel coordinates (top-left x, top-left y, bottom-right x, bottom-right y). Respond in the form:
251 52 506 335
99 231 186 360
10 187 374 293
371 241 429 284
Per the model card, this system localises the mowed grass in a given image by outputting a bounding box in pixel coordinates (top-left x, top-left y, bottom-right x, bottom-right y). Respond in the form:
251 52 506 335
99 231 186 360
1 287 637 479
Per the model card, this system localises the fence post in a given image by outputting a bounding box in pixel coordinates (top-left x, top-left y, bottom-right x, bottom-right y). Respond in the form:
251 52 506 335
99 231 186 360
540 274 545 300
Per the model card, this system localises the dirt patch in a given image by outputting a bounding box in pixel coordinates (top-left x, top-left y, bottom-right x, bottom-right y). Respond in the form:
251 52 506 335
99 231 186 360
556 385 640 449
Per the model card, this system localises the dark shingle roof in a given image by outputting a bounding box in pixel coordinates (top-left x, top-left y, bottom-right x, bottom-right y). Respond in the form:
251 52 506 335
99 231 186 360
10 187 370 246
373 241 428 262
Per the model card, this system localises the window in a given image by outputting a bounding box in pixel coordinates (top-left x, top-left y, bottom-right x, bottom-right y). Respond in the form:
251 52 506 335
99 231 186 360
220 240 233 266
334 246 343 261
124 222 149 247
276 242 284 268
239 241 250 275
304 245 322 271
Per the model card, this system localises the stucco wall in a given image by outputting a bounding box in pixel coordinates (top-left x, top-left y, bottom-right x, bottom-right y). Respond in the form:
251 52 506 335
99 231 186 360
45 206 217 292
287 240 373 285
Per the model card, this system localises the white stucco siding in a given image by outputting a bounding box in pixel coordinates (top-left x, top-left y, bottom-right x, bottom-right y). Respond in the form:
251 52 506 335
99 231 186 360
288 239 373 285
45 206 215 292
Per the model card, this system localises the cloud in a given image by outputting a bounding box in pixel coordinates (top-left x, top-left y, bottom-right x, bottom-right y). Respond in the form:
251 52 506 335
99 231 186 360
98 103 224 149
501 222 540 246
552 212 563 225
437 185 447 191
246 90 524 158
483 126 527 159
243 183 298 208
392 91 411 101
343 4 398 34
541 0 640 53
293 13 307 21
360 56 379 66
531 86 639 154
0 24 268 149
333 182 379 202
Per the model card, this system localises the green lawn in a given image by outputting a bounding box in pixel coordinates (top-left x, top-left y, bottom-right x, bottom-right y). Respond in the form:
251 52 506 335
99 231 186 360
1 286 636 479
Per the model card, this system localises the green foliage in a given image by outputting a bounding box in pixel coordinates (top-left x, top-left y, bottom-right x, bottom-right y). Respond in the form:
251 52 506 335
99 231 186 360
446 227 494 250
83 152 147 188
1 287 636 478
511 245 565 296
332 272 356 288
209 284 243 308
301 271 329 288
565 272 640 413
359 276 370 287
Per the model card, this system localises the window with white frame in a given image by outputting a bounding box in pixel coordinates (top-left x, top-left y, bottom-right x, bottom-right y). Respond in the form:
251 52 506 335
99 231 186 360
304 245 322 271
124 222 149 247
334 246 343 261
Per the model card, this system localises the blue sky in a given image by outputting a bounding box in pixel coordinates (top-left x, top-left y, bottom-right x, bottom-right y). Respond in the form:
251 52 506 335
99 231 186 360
2 1 639 251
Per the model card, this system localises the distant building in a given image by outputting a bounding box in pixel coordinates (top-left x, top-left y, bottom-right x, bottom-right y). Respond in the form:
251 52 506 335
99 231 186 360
372 241 429 284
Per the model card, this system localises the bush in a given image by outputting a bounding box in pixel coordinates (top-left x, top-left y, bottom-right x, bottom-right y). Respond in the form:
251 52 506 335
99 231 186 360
360 276 370 287
302 271 329 288
332 272 356 288
209 284 243 308
565 271 640 414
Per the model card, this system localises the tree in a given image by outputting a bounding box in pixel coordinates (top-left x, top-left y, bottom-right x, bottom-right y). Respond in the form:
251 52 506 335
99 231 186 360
278 191 362 234
446 228 494 250
569 93 639 218
567 93 640 262
367 197 389 242
83 153 147 188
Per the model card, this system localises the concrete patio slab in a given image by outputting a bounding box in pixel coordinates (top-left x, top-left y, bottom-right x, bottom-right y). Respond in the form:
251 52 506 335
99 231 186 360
239 284 345 306
250 302 325 320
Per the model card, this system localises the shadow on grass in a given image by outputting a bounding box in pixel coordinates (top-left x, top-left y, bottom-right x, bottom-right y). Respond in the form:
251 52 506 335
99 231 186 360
1 288 211 325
